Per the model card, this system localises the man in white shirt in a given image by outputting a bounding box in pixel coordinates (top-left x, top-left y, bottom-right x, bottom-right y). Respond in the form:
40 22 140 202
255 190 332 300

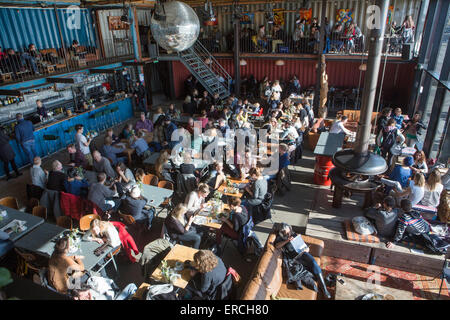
330 116 353 135
30 156 47 189
280 121 299 140
75 124 93 166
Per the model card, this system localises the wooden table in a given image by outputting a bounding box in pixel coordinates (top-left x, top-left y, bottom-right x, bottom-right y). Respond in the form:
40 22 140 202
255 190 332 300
132 282 152 300
217 178 249 198
150 244 199 289
335 276 414 300
193 202 230 230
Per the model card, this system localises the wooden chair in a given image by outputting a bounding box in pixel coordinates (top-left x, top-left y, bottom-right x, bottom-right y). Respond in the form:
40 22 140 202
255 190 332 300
156 181 174 217
56 216 73 229
26 198 40 214
14 248 43 277
0 196 19 210
118 211 136 225
79 214 100 231
32 205 47 220
142 174 159 186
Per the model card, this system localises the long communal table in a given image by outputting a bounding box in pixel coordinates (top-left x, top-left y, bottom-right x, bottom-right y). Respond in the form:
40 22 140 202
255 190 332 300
14 222 117 273
0 205 44 242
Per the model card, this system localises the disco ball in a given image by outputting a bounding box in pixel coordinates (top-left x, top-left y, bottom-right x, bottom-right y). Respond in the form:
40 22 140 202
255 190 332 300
150 1 200 52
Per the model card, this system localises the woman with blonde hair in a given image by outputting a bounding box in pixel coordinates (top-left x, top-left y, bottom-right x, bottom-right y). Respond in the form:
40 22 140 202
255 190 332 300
394 172 425 206
185 249 228 300
185 183 210 212
154 149 173 182
165 203 205 249
152 107 164 124
89 219 121 248
420 169 444 207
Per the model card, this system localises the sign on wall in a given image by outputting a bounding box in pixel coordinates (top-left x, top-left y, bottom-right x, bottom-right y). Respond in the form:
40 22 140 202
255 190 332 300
336 9 353 25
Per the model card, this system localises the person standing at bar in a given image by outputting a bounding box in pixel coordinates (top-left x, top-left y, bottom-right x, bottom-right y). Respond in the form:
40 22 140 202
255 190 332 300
36 100 47 122
14 113 36 165
134 81 147 114
0 126 22 180
75 124 93 167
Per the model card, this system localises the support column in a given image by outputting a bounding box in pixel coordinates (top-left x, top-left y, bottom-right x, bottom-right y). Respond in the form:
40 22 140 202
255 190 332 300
233 15 241 96
354 0 390 155
313 0 327 116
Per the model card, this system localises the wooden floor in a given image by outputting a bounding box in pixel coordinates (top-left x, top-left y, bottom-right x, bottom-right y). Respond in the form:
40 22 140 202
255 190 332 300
305 187 448 277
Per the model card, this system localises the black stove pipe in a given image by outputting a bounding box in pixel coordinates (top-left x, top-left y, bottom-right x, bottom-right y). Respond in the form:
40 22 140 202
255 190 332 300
332 0 390 176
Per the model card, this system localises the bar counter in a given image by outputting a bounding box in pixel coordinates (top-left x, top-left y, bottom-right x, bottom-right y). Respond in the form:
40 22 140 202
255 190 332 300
2 96 134 176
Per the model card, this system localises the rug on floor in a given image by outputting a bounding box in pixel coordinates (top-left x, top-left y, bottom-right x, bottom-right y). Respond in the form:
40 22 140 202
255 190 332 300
320 256 449 300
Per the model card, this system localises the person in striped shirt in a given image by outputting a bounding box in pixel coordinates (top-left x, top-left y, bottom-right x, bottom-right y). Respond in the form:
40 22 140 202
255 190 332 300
387 199 430 248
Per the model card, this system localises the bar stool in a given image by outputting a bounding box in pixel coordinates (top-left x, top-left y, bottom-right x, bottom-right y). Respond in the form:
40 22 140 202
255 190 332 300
104 109 113 128
110 106 120 126
43 134 60 156
98 110 108 132
63 125 77 145
90 111 103 132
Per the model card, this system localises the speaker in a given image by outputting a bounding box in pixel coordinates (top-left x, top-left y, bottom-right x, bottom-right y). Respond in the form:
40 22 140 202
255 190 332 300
402 43 413 60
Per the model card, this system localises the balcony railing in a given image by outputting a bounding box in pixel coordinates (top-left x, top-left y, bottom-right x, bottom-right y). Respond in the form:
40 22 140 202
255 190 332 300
196 32 408 56
0 39 134 85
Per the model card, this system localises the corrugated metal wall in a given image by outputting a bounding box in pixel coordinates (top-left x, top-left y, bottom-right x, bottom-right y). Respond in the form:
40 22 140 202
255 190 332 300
172 58 416 107
0 7 96 51
96 9 134 58
204 0 422 38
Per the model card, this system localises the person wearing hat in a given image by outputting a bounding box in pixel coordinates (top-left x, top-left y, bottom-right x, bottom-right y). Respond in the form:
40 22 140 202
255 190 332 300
162 115 177 150
119 186 154 229
386 199 430 248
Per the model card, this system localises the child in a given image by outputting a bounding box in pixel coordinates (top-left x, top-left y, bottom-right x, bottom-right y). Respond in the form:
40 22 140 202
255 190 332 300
393 108 404 130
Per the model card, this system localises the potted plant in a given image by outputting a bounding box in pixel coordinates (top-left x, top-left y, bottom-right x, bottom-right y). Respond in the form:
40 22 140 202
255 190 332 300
0 267 13 300
68 228 81 253
160 260 171 283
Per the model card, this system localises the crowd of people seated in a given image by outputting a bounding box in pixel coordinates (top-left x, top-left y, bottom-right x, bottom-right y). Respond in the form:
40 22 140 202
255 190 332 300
0 40 97 82
16 71 320 300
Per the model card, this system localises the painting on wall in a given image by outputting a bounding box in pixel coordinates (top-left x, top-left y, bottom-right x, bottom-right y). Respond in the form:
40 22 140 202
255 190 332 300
387 5 395 25
240 13 254 25
336 9 354 25
273 8 285 25
298 8 312 23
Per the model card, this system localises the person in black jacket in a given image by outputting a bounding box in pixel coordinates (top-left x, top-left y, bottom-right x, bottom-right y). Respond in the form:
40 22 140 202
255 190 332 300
0 127 21 180
119 186 154 229
185 249 228 300
274 223 331 299
134 81 147 113
182 95 197 116
46 160 67 192
165 204 205 249
375 107 392 135
215 197 248 245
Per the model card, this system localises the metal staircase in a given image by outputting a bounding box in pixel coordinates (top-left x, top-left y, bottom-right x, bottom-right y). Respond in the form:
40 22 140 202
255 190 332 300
178 41 231 101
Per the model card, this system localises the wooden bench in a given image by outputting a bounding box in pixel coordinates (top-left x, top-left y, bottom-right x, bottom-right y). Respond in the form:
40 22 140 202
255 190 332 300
305 188 448 277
